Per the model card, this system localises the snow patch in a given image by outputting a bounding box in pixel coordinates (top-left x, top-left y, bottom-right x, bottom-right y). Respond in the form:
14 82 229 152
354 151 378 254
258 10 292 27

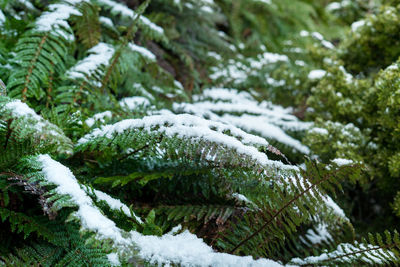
351 20 365 32
67 43 114 80
332 158 354 166
128 43 156 61
308 70 326 80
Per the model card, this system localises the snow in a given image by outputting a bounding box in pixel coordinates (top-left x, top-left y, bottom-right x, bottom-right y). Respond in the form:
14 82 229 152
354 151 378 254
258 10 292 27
35 2 83 40
195 88 254 103
78 113 299 172
4 99 41 120
291 242 394 265
107 253 120 266
92 189 143 224
299 31 334 49
0 10 5 26
180 89 312 133
232 193 254 205
323 195 346 219
300 30 309 37
174 80 184 89
67 43 114 80
130 230 283 267
326 2 341 11
207 51 222 61
98 0 164 35
332 158 354 166
305 223 332 245
85 111 112 127
308 69 326 80
37 154 286 266
339 66 353 83
321 40 335 49
351 20 365 32
252 52 289 67
309 127 329 135
256 0 272 4
177 88 312 154
266 76 285 87
99 16 114 27
210 52 287 82
311 32 324 41
221 114 310 154
201 6 213 13
37 154 126 244
128 43 156 61
119 96 150 110
1 99 73 155
16 0 36 10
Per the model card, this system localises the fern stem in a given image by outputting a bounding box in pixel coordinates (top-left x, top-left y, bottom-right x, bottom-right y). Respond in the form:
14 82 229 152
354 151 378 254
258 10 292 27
301 243 394 266
117 136 163 161
22 34 49 101
46 61 54 108
99 1 148 93
230 167 344 254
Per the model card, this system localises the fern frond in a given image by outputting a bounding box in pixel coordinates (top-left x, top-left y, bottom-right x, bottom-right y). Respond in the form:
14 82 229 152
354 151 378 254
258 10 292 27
0 96 72 168
7 1 79 102
290 230 400 266
71 2 101 50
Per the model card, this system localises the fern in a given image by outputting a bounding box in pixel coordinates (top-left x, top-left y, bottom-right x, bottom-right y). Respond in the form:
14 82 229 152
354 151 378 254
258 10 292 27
0 0 398 266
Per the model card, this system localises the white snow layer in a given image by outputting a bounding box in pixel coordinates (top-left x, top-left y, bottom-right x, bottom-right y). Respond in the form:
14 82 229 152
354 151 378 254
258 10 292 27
130 230 283 267
38 154 127 243
177 88 311 153
309 127 329 135
323 195 347 219
85 111 112 127
92 189 143 224
128 43 156 61
1 99 72 155
291 242 394 265
78 113 298 172
100 16 114 27
67 42 114 80
221 114 310 154
98 0 164 35
0 10 6 26
35 1 85 40
37 154 284 267
119 96 150 110
305 223 332 245
326 2 341 11
107 253 120 266
351 20 365 32
4 99 41 120
308 69 326 80
332 158 354 166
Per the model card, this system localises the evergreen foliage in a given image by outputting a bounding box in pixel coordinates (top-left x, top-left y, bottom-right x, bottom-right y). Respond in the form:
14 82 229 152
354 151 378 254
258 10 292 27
1 0 400 266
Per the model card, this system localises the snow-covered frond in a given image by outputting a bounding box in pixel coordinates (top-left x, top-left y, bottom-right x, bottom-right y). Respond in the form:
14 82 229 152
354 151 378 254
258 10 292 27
290 241 397 265
210 52 288 84
67 42 115 80
85 187 143 224
77 113 297 173
35 0 86 41
33 154 284 267
84 111 113 128
119 96 151 111
174 88 311 156
128 43 156 61
0 97 73 158
97 0 166 42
